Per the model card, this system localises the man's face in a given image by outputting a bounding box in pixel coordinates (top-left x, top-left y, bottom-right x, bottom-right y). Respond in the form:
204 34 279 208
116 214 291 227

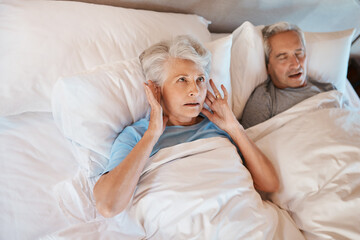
267 30 307 89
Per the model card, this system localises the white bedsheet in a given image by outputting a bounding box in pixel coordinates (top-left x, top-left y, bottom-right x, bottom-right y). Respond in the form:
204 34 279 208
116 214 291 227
46 137 304 240
0 112 302 239
133 137 303 239
0 113 77 239
246 90 360 240
1 89 359 239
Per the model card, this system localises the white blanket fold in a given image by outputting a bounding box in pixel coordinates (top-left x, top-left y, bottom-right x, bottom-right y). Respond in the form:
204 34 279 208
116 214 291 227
49 137 303 239
50 90 359 239
50 91 358 239
246 90 360 240
130 137 303 240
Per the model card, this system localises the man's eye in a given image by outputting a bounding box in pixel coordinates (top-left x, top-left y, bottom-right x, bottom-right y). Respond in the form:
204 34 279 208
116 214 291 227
296 51 304 57
178 77 186 82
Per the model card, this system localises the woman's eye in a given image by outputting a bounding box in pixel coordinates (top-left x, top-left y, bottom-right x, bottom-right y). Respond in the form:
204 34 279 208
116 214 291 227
197 76 205 82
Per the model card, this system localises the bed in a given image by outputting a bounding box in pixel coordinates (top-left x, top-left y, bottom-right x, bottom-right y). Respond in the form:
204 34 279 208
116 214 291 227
1 0 360 239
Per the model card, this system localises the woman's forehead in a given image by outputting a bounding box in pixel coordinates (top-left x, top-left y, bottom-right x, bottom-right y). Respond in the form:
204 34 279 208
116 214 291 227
164 58 204 78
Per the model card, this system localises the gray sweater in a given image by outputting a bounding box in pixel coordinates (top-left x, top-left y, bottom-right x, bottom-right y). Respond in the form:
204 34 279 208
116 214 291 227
240 78 335 129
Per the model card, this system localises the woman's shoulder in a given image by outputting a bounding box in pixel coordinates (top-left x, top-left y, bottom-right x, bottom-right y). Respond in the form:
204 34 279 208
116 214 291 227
132 118 150 127
117 118 149 140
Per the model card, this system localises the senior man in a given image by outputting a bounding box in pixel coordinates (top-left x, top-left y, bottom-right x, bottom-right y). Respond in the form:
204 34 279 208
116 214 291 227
241 22 335 129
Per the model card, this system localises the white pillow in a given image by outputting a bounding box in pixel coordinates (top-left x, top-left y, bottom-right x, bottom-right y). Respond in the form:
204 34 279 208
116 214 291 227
52 35 233 177
230 22 267 120
0 0 211 116
230 21 355 119
305 29 354 92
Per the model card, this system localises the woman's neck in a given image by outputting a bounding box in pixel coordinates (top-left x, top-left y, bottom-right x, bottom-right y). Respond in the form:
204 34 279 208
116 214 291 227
166 115 204 126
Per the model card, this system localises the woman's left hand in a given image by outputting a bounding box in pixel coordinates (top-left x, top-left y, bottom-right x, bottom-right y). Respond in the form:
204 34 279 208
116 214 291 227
202 79 279 193
201 79 241 133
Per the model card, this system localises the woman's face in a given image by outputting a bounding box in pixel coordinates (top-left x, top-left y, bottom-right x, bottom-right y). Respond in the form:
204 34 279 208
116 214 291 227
161 58 207 125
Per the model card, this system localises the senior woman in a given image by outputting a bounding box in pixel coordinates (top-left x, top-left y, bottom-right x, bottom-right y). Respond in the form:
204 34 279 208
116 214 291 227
93 35 279 218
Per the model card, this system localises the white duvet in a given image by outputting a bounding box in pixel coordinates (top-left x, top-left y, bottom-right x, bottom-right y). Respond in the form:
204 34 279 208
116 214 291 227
247 90 360 240
48 137 303 240
132 137 303 239
3 90 359 239
0 113 77 239
47 90 360 239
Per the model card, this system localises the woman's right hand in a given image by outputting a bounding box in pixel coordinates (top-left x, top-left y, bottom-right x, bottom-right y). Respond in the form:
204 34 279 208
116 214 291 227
143 80 168 138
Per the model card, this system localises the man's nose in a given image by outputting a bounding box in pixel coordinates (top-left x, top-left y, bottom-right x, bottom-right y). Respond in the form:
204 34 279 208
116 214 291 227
289 55 300 68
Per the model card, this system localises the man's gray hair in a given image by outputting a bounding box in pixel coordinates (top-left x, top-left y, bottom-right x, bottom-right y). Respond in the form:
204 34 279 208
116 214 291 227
262 22 306 65
139 35 211 86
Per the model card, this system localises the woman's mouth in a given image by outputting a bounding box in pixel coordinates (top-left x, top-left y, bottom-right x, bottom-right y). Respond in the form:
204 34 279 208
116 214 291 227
184 103 200 107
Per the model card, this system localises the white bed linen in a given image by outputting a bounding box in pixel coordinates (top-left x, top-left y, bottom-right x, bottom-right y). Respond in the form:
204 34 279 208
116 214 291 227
0 112 303 240
246 90 360 240
345 79 360 109
45 137 304 240
132 137 303 240
1 92 359 240
0 83 359 239
0 112 77 239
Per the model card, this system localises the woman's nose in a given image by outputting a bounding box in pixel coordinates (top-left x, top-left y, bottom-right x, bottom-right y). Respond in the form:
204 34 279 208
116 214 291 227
189 80 199 96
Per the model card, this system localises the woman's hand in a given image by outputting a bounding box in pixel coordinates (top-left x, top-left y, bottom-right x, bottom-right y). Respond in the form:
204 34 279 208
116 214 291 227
202 79 279 193
201 79 240 134
143 80 168 138
95 80 168 218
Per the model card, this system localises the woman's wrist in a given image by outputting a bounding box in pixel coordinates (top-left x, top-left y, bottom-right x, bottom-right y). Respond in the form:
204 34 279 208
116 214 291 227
144 128 162 144
226 120 245 140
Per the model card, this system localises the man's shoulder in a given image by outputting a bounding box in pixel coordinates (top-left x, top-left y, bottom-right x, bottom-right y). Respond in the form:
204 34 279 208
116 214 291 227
241 79 273 129
308 77 336 90
248 79 272 101
243 79 272 115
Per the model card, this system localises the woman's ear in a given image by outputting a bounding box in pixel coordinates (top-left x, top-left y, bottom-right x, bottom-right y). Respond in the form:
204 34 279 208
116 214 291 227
160 92 165 105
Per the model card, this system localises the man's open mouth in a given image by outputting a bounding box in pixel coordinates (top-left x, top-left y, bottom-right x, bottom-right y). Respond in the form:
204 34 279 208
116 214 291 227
289 72 302 78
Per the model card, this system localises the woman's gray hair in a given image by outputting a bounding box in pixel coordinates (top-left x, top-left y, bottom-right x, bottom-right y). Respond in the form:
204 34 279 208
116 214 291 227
262 22 306 65
139 35 211 86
